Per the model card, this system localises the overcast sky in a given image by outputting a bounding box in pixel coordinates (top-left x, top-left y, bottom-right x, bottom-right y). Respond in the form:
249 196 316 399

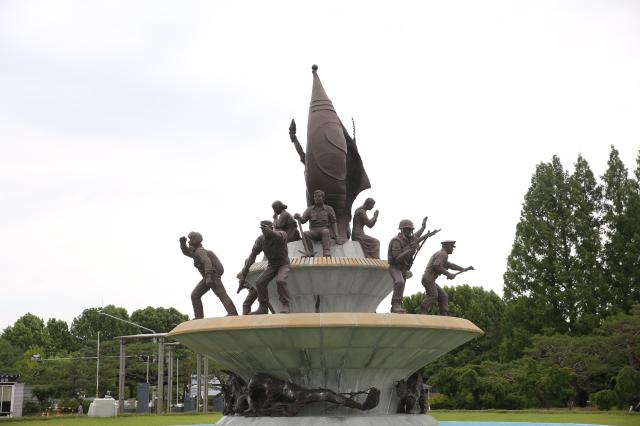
1 0 639 330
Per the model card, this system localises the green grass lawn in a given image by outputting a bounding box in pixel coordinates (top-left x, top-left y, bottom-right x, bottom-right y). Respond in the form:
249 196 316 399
432 409 638 426
0 413 222 426
0 410 637 426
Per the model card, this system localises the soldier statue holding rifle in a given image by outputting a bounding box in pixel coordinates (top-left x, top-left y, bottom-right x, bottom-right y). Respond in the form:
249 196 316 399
387 217 440 314
418 240 474 316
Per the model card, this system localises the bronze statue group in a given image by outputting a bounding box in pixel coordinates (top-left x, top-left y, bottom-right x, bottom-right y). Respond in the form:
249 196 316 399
176 65 475 417
179 189 473 319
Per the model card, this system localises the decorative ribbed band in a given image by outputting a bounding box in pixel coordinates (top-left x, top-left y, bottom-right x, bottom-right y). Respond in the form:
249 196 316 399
245 257 389 273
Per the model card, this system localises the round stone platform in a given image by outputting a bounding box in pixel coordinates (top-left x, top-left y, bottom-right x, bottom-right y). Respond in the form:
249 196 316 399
169 313 483 417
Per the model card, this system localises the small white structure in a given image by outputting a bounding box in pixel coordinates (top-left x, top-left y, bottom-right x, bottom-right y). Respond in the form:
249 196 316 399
87 396 119 417
0 374 33 418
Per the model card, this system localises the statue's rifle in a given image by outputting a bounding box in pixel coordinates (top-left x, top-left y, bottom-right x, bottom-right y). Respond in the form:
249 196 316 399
237 279 276 314
407 229 441 271
296 217 315 257
447 266 475 280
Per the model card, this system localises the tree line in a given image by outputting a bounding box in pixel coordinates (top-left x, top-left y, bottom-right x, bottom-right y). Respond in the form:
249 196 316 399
403 145 640 410
0 305 192 413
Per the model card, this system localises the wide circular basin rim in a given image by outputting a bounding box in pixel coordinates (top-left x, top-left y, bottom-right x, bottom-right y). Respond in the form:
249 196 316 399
168 313 484 337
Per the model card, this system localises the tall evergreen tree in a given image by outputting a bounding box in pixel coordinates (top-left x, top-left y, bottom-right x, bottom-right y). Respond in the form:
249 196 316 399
504 156 573 335
567 155 604 333
601 146 640 313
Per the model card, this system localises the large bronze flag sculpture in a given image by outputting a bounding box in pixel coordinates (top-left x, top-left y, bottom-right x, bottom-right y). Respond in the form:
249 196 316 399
290 65 370 240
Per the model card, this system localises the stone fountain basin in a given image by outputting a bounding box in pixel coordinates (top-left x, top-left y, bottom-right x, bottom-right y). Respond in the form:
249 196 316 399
169 313 483 417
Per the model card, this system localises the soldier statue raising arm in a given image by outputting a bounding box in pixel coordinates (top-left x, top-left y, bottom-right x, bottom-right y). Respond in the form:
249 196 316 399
179 232 238 318
387 217 440 314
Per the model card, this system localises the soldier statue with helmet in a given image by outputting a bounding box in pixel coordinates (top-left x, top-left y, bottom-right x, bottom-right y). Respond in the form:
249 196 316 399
387 217 440 313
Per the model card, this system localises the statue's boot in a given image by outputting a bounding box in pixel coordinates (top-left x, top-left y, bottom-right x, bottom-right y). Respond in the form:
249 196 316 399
242 305 251 315
280 303 290 314
390 301 406 314
249 303 269 315
220 295 239 316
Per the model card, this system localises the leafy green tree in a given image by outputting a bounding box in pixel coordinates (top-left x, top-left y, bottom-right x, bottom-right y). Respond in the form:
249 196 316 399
601 146 640 313
537 364 576 409
525 334 615 406
70 305 136 341
591 389 617 410
1 313 46 351
401 292 423 314
0 338 22 372
510 356 544 407
130 306 188 333
413 285 503 376
446 285 504 360
597 304 640 369
614 366 640 408
44 318 78 355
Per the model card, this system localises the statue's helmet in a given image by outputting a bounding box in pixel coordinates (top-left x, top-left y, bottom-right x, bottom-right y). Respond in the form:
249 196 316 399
187 231 203 245
398 219 414 230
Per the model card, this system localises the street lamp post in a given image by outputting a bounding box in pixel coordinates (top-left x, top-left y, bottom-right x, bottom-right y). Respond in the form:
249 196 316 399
96 331 100 398
97 310 157 413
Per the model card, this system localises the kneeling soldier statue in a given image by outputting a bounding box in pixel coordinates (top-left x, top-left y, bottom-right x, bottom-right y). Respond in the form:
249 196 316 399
238 220 291 315
180 232 238 318
419 240 474 315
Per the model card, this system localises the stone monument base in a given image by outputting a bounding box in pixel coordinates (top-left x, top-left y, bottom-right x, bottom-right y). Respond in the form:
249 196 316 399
216 414 437 425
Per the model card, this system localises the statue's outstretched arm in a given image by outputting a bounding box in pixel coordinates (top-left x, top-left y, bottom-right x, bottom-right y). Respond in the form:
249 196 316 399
289 119 305 164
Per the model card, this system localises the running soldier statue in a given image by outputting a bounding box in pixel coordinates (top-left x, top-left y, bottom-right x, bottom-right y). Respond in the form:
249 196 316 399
418 240 474 315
